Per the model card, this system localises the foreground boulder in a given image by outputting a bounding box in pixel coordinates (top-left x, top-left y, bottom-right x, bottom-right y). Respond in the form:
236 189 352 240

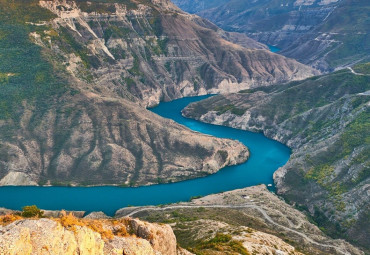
0 216 182 255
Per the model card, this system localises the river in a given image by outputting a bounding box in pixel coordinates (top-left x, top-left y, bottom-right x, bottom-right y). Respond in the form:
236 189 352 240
0 96 290 216
268 45 281 53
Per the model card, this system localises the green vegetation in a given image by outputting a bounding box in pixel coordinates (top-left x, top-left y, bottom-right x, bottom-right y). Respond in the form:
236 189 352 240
214 104 246 116
128 54 143 76
141 207 317 255
0 72 9 84
0 0 67 121
187 67 370 249
190 233 250 255
58 26 100 69
217 150 228 163
124 77 136 90
319 2 370 68
21 205 44 218
259 70 370 125
353 62 370 75
103 24 131 42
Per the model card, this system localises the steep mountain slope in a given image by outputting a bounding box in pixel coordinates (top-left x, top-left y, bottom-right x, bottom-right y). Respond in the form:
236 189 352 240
176 0 370 72
0 0 317 187
182 64 370 251
120 185 364 255
38 0 317 107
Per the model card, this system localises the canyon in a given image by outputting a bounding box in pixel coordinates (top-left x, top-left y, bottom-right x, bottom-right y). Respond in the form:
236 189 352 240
173 0 370 72
0 0 368 254
0 0 316 187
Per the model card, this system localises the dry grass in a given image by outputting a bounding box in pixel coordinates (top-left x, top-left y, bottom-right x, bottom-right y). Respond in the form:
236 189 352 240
0 214 23 226
1 210 132 241
54 211 131 240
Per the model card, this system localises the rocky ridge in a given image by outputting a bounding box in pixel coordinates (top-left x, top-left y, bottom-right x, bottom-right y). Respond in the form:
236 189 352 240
175 0 369 71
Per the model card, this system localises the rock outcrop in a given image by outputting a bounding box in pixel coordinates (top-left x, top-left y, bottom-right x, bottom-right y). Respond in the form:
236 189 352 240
0 217 181 255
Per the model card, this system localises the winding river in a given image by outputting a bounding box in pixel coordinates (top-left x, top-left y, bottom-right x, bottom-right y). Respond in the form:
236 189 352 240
0 96 290 216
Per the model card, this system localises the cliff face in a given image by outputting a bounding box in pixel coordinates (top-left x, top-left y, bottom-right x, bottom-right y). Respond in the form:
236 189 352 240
176 0 369 72
0 0 315 186
182 65 370 251
38 0 317 107
0 217 180 255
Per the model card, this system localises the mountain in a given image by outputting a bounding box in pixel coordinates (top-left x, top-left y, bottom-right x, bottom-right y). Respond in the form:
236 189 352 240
175 0 370 72
0 0 317 186
182 63 370 251
38 0 316 106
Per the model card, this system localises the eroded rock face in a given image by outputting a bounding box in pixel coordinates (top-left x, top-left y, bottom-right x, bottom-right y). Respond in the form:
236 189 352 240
0 219 102 254
130 218 177 255
0 218 180 255
37 0 318 107
104 236 155 255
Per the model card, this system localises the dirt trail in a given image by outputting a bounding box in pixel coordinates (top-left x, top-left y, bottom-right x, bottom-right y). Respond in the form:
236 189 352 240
123 203 352 255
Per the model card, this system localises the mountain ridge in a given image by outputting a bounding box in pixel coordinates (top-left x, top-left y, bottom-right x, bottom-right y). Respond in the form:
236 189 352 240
174 0 370 72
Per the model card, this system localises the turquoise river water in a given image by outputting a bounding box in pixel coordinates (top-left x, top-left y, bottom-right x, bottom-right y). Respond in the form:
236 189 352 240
268 45 281 53
0 96 290 215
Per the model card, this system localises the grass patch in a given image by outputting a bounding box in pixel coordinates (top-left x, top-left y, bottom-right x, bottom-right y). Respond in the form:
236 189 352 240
214 104 246 116
353 62 370 75
189 233 250 255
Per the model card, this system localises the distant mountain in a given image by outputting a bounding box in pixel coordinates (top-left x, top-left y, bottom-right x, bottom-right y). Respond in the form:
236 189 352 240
183 63 370 251
172 0 229 13
175 0 370 72
0 0 316 186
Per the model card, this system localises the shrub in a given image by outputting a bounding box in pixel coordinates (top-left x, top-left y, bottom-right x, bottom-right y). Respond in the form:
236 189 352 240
21 205 44 218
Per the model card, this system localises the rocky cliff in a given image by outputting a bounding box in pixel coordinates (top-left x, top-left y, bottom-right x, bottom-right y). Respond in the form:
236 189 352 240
0 0 316 186
175 0 369 72
182 65 370 251
0 214 182 255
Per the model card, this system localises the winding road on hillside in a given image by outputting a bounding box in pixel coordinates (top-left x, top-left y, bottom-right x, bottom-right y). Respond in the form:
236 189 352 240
123 204 351 255
347 67 369 76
